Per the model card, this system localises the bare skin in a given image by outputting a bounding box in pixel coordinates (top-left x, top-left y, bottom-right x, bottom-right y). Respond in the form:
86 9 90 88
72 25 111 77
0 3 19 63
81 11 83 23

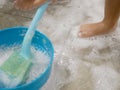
14 0 120 38
14 0 58 10
14 0 47 10
79 0 120 38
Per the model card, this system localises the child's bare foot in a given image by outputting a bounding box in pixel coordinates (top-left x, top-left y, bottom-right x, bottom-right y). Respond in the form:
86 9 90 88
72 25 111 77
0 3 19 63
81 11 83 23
14 0 47 10
79 21 116 38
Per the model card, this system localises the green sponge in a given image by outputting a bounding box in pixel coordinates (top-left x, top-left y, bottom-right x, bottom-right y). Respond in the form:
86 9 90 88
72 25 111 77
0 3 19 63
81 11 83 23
0 51 33 88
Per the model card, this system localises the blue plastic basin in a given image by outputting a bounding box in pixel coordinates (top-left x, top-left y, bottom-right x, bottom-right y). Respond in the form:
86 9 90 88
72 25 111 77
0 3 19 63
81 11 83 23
0 26 54 90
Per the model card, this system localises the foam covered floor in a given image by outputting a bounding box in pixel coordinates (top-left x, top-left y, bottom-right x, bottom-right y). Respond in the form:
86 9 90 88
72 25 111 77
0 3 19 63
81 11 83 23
0 0 120 90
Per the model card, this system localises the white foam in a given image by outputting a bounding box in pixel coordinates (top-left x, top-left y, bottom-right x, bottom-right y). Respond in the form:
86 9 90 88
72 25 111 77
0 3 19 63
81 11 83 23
1 0 120 89
91 65 120 90
39 0 120 90
26 47 50 83
0 45 50 88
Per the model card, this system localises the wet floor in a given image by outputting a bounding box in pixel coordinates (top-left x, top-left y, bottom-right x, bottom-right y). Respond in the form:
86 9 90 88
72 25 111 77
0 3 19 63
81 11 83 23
0 0 120 90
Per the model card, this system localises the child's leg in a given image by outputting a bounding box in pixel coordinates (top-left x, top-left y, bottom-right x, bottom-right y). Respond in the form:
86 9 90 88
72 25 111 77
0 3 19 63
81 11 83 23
14 0 46 10
79 0 120 38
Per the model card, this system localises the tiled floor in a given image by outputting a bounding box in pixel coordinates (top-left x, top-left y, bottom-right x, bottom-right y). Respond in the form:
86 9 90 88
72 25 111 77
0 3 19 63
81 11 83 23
1 0 120 90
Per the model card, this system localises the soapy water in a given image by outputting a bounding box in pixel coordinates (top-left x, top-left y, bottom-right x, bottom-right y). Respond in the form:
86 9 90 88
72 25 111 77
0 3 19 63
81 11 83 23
0 45 50 88
1 0 120 90
41 31 120 90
